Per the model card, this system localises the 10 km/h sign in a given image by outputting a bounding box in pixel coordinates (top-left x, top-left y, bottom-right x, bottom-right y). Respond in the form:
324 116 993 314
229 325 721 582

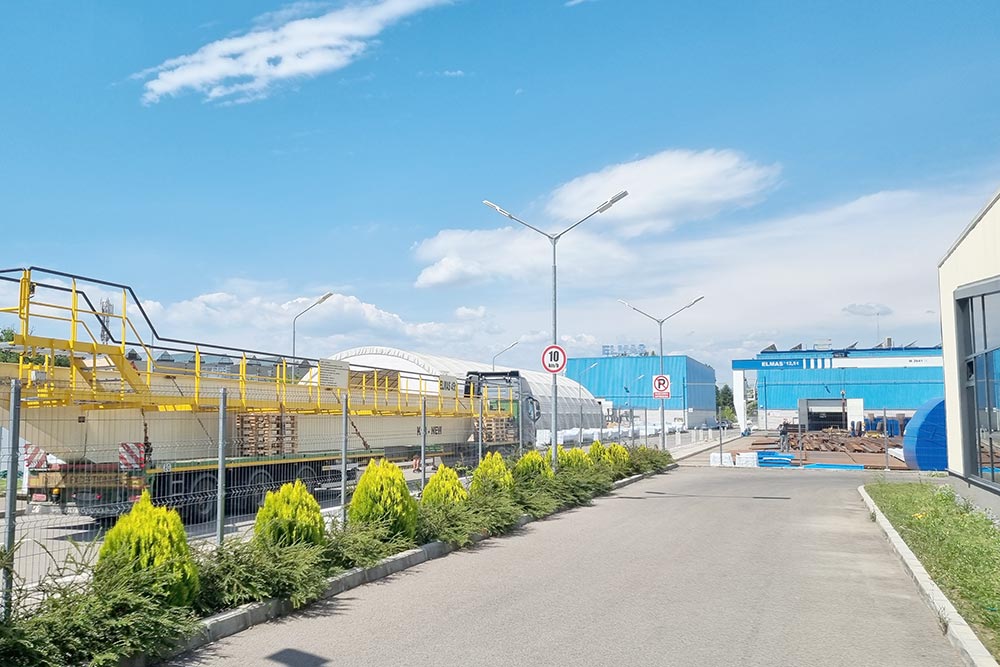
652 374 671 399
542 344 567 373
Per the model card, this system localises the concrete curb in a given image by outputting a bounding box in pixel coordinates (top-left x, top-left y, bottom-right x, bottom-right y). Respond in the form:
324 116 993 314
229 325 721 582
134 466 667 666
857 484 998 667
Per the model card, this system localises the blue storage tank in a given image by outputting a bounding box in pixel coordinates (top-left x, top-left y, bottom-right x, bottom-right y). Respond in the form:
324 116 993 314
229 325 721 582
902 398 947 471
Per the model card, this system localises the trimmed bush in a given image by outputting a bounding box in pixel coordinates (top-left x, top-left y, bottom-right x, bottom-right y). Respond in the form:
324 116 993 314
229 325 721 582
512 450 554 485
254 479 326 547
421 464 468 506
97 490 199 607
557 446 593 471
470 451 514 497
627 445 674 474
605 444 631 478
587 441 608 465
348 458 418 540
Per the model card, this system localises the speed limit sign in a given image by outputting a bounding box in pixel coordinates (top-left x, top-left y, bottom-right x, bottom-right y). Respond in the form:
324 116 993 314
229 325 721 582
541 344 567 373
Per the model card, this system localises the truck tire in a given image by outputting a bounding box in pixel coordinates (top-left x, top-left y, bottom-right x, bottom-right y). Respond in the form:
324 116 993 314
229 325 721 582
183 474 218 525
295 464 319 494
241 469 274 515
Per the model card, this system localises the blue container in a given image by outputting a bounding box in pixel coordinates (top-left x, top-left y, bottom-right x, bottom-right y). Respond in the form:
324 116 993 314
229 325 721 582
902 398 947 471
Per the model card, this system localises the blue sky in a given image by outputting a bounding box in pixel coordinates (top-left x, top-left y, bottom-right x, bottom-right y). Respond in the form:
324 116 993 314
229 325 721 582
3 0 1000 378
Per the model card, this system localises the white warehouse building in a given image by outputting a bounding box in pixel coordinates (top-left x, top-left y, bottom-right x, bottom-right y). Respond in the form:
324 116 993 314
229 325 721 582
328 346 604 433
940 188 1000 495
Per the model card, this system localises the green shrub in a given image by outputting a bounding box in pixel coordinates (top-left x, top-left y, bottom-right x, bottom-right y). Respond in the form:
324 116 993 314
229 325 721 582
551 463 614 507
416 501 477 546
627 445 674 474
193 537 329 615
587 441 607 465
22 554 199 667
605 444 631 478
421 464 469 506
557 446 593 471
348 458 418 540
512 450 554 485
469 451 514 497
254 479 326 547
468 491 524 535
325 517 414 569
96 490 199 607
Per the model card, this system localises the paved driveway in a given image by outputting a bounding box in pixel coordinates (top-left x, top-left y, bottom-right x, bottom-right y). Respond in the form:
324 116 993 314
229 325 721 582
172 467 962 667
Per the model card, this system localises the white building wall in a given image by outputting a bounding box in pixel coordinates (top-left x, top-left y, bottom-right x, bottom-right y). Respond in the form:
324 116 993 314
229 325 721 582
939 189 1000 478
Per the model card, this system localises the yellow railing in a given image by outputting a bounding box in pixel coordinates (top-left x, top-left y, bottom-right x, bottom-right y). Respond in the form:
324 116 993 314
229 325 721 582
0 268 515 422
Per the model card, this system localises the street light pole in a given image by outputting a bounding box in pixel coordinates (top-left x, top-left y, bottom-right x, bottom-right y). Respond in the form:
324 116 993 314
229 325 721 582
292 292 333 378
485 190 628 469
491 340 519 371
618 296 704 451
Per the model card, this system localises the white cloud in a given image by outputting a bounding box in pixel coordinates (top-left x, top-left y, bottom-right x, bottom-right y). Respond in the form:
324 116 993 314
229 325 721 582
412 226 632 288
546 149 781 236
441 69 464 77
454 305 486 320
136 0 451 104
565 0 596 6
252 2 331 29
842 303 892 317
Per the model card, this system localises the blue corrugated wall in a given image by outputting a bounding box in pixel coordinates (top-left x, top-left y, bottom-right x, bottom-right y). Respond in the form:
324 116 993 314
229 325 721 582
757 366 944 411
565 356 717 417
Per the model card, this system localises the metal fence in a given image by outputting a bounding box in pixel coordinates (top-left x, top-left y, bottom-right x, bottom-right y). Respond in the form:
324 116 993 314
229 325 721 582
0 375 522 603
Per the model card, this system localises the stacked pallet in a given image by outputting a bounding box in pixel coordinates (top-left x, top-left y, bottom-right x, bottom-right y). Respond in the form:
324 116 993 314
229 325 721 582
236 413 298 456
481 416 517 443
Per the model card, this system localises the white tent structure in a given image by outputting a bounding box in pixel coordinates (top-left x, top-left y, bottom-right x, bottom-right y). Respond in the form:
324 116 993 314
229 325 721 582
328 346 603 432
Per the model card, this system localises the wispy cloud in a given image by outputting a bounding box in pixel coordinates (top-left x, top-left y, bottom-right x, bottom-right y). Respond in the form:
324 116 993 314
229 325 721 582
441 69 464 77
135 0 451 104
842 303 892 317
565 0 596 6
545 148 781 236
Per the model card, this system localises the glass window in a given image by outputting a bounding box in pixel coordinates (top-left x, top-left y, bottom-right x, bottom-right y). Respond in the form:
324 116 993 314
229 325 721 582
975 355 993 481
973 296 986 354
985 293 1000 351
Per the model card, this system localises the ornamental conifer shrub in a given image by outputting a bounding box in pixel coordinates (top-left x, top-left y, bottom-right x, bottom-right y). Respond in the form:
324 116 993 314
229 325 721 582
587 441 608 466
421 464 468 506
348 458 418 540
557 446 593 471
512 450 554 485
469 451 514 497
605 443 631 478
254 479 326 547
97 490 199 607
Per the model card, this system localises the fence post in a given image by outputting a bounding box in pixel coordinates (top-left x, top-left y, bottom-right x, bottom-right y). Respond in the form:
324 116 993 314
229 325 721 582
517 384 523 456
3 379 21 622
421 397 427 491
341 397 349 526
216 388 226 545
477 393 484 465
798 421 803 464
883 406 890 471
675 427 681 448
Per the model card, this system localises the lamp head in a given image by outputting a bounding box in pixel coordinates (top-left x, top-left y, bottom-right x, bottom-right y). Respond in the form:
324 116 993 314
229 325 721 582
597 190 629 213
482 200 513 219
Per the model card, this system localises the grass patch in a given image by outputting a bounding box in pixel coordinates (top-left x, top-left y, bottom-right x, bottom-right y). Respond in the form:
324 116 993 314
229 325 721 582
867 481 1000 658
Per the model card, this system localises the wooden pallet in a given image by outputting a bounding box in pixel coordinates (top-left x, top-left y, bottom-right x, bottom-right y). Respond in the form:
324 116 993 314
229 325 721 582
236 414 298 456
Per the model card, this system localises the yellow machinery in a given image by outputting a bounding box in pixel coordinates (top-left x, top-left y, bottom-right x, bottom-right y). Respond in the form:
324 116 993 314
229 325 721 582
0 267 520 522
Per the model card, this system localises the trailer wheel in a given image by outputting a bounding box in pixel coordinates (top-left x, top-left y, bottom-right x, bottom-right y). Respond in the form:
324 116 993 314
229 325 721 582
242 469 274 515
183 474 218 525
295 465 319 494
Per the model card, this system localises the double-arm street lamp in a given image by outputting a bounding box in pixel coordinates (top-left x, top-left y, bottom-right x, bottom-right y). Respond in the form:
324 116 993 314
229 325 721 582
292 292 333 377
484 190 628 468
618 296 704 450
491 340 519 371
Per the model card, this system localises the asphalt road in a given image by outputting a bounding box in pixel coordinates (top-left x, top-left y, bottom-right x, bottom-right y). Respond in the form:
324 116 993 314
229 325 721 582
170 467 962 667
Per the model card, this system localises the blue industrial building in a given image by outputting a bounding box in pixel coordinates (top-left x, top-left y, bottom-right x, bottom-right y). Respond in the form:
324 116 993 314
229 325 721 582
731 343 944 431
566 355 717 429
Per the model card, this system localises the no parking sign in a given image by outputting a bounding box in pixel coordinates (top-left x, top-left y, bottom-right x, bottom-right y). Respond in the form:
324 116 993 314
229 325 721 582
652 374 671 399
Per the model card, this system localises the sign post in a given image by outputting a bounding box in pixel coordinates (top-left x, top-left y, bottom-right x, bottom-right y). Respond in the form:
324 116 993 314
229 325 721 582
541 344 567 460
